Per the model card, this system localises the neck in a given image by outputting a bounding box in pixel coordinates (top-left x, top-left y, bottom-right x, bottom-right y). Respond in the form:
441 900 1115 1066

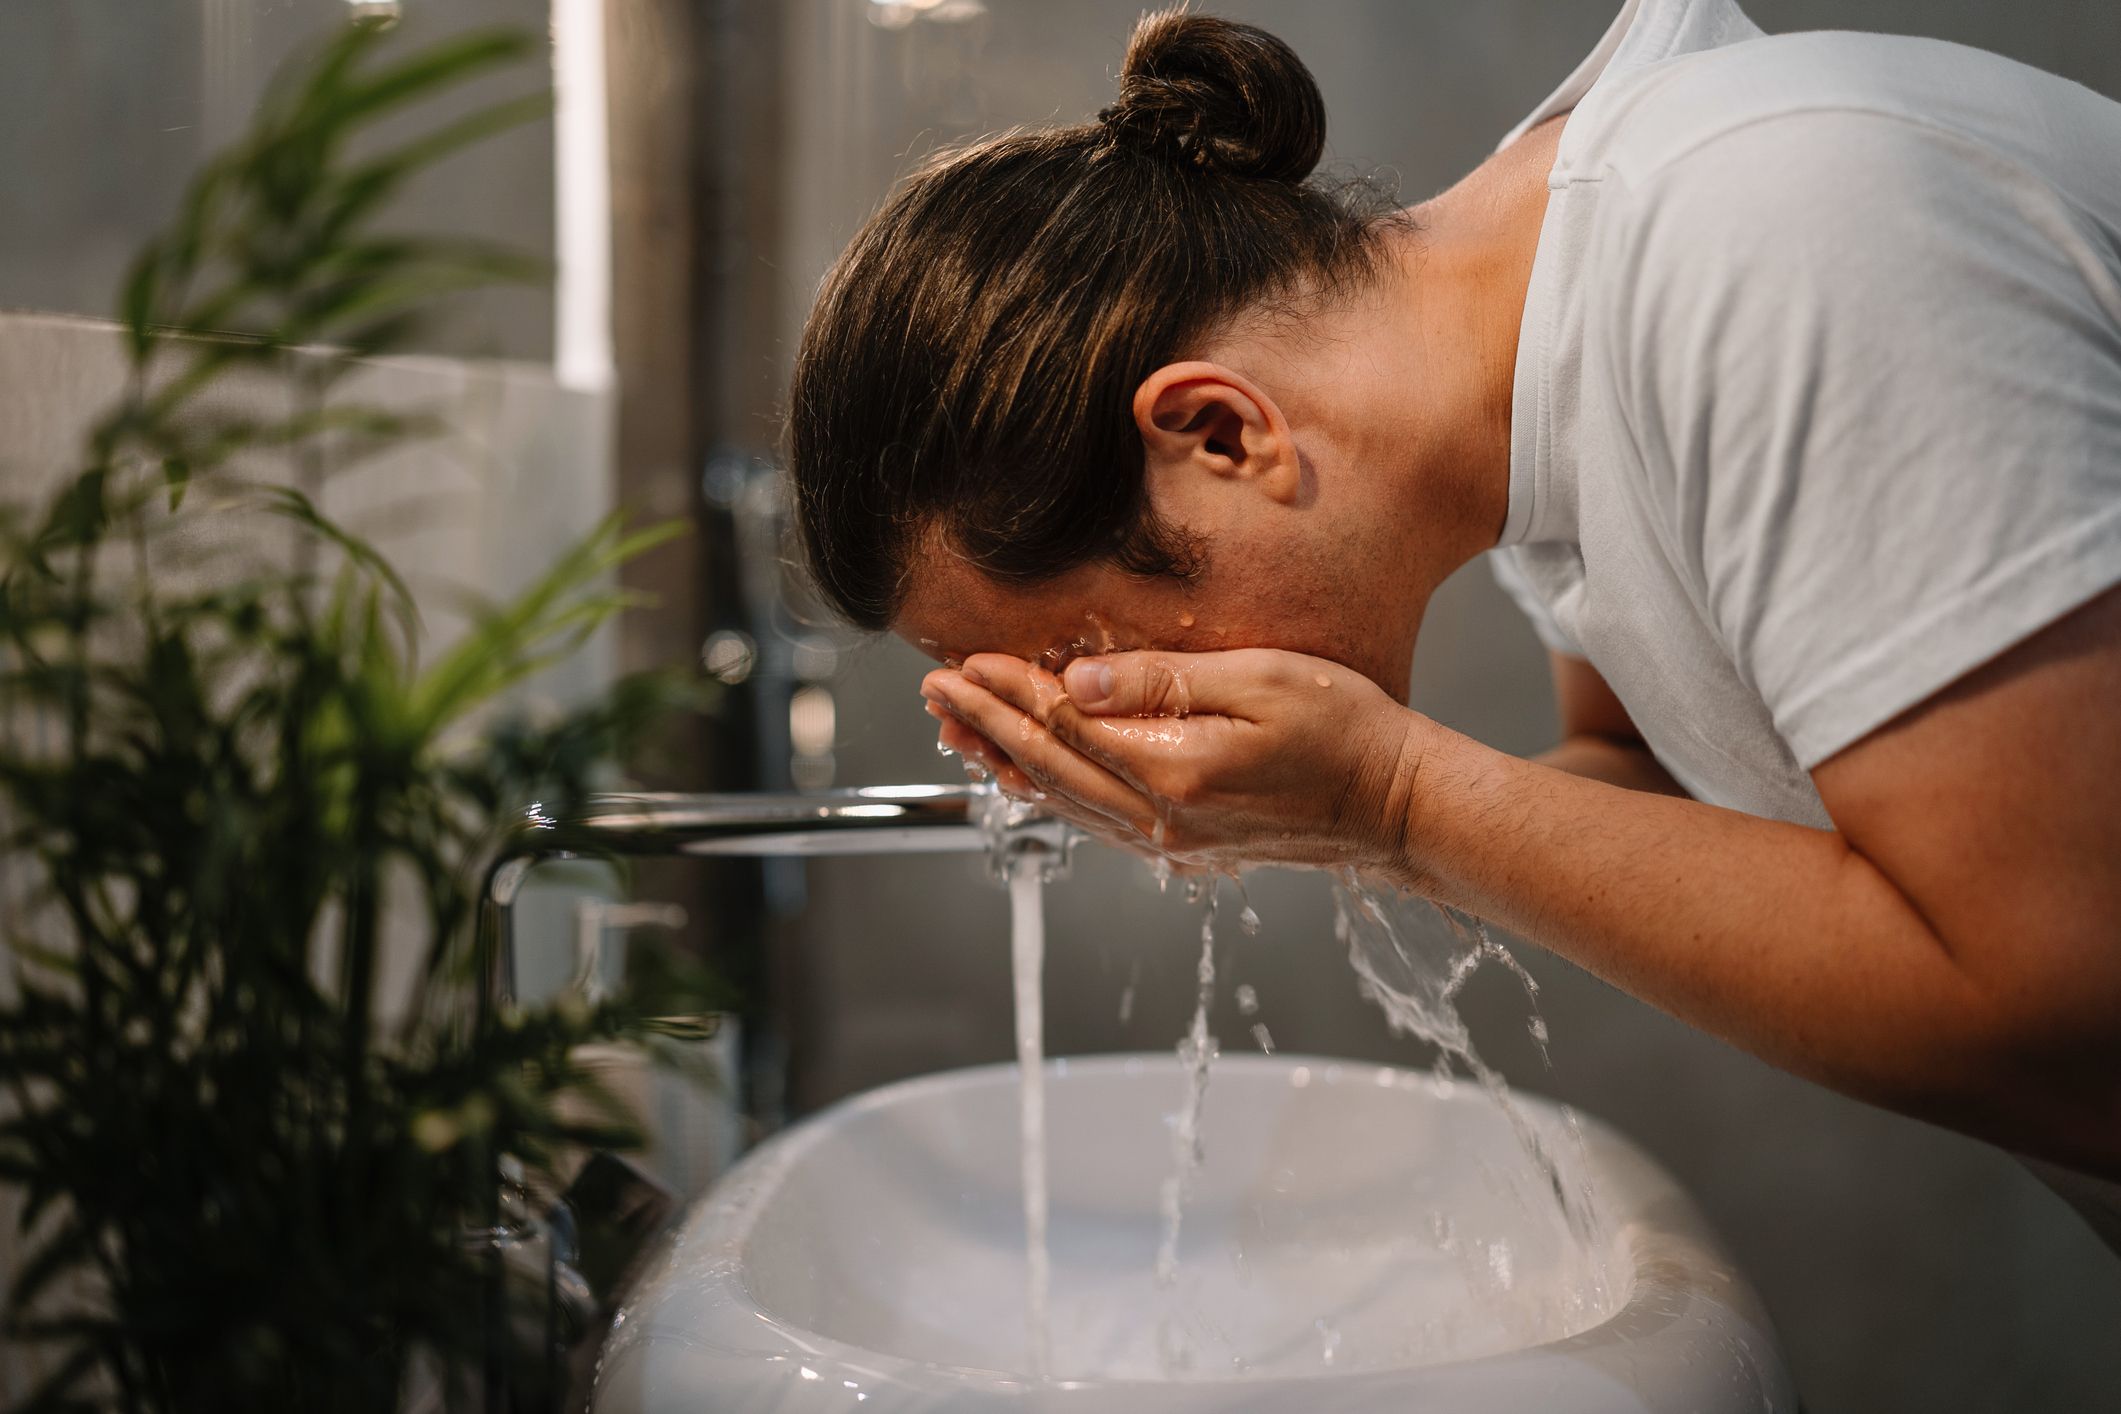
1394 116 1562 564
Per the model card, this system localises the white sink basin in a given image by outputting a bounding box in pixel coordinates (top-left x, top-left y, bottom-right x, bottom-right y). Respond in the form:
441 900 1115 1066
595 1054 1795 1412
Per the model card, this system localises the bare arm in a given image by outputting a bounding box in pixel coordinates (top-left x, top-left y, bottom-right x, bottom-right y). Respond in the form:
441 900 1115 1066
922 589 2121 1176
1385 588 2121 1172
1535 653 1687 797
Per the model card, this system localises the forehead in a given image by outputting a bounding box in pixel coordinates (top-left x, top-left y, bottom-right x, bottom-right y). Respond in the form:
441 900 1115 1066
892 548 1163 670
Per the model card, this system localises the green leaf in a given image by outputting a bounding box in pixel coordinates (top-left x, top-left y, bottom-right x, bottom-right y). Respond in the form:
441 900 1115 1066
7 1214 101 1315
0 18 724 1400
255 483 417 642
408 515 685 733
328 30 540 132
316 91 555 249
163 456 190 510
119 242 163 357
7 1342 105 1414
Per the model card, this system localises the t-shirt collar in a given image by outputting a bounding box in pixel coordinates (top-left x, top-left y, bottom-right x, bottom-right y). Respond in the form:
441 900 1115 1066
1492 0 1764 547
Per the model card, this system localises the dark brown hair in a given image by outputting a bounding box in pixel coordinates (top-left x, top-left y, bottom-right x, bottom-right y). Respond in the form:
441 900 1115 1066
788 7 1397 630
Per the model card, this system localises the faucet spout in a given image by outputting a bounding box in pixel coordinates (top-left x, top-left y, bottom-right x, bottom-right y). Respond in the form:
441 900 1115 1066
467 783 1072 1405
512 783 1071 861
480 783 1074 1009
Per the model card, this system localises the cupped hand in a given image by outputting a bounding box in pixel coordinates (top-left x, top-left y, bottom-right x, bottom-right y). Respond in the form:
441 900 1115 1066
921 648 1426 874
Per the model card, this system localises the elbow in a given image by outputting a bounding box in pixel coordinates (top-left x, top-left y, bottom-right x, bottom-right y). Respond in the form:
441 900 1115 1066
1910 989 2121 1180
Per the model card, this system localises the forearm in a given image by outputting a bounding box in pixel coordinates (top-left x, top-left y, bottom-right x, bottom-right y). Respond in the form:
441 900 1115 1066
1396 720 2117 1171
1534 733 1688 797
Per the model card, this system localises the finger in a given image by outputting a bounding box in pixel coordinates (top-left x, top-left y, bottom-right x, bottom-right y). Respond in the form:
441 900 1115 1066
929 703 1156 860
932 688 1196 860
933 705 1067 808
924 671 1153 832
959 654 1070 723
956 653 1170 779
1059 648 1336 720
931 707 1019 785
942 716 1138 847
927 674 1139 824
958 652 1196 784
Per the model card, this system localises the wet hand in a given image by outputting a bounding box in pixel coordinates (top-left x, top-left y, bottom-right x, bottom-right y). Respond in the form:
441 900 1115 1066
921 648 1425 873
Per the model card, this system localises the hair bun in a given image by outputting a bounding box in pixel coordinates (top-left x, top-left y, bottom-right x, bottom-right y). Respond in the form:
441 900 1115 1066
1100 8 1327 183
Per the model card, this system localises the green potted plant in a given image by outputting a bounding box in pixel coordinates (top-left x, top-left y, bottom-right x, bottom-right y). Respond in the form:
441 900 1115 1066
0 19 718 1411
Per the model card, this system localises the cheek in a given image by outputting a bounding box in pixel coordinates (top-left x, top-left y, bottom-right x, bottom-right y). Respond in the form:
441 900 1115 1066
1176 549 1340 648
1180 556 1410 684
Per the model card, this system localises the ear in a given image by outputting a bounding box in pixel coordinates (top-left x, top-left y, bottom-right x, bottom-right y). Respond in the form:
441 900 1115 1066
1132 361 1302 507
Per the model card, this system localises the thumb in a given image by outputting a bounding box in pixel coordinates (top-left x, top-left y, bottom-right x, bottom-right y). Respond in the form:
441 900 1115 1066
1063 649 1288 718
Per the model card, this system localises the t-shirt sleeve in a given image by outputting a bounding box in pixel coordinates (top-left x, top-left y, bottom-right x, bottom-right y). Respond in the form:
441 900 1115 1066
1607 111 2121 768
1488 545 1585 657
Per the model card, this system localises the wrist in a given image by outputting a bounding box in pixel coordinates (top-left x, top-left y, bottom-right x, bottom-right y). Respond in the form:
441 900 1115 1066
1359 706 1441 890
1375 713 1492 899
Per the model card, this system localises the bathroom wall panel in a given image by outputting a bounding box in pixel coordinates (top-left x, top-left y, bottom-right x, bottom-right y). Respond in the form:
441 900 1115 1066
0 0 557 361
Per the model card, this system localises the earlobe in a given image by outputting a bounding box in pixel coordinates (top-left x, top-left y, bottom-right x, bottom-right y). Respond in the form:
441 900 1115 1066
1133 361 1302 505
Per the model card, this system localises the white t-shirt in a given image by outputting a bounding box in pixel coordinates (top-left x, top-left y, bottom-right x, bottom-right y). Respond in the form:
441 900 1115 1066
1489 0 2121 829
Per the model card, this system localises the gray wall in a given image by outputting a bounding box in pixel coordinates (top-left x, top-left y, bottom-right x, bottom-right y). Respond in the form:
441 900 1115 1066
761 3 2121 1412
0 0 556 360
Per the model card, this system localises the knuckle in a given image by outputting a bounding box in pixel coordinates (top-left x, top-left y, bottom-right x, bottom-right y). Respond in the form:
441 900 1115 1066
1046 702 1091 751
1135 659 1179 716
1254 650 1303 691
1125 656 1193 718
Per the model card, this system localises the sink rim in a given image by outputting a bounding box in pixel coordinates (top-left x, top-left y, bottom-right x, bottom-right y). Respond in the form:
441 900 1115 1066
604 1052 1795 1405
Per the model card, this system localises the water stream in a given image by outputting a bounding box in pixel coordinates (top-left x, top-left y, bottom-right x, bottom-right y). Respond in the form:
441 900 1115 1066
1007 857 1053 1379
979 783 1609 1380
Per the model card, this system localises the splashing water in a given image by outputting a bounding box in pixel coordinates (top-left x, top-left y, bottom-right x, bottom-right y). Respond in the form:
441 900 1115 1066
1331 871 1611 1315
968 778 1608 1379
1230 872 1262 936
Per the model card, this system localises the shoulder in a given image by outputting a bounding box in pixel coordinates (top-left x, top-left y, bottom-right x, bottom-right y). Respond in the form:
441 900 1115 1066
1584 101 2107 369
1574 29 2075 189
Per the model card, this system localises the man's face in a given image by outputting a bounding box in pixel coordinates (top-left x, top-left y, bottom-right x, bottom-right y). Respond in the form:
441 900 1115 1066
894 533 1421 702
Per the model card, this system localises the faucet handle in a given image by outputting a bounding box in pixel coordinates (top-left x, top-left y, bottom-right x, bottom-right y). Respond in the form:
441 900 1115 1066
570 900 688 1005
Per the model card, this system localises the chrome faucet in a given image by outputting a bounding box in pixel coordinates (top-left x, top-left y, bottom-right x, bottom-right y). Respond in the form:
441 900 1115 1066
470 782 1071 1411
479 782 1073 1011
